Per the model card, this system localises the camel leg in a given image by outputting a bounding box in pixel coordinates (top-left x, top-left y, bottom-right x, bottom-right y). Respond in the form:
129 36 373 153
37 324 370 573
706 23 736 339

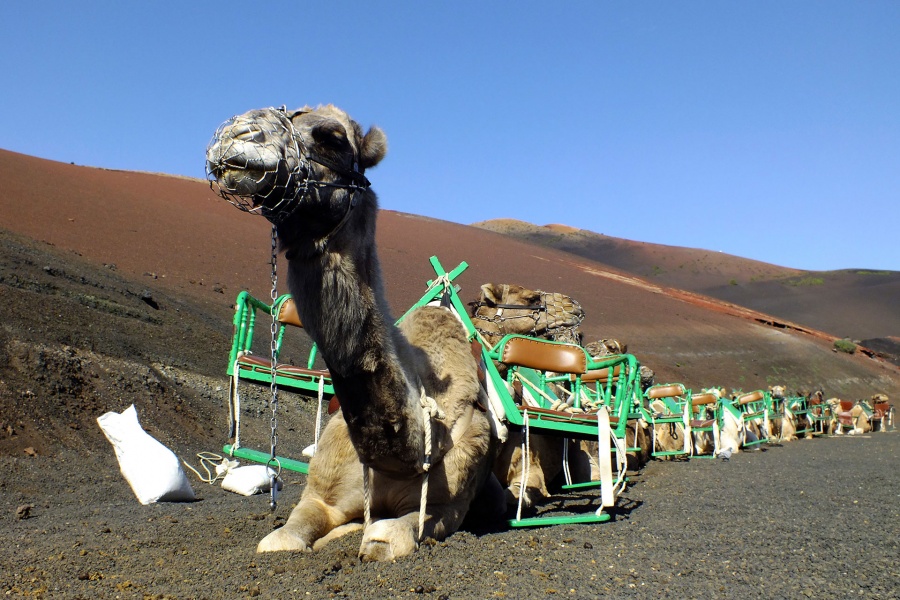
258 414 365 553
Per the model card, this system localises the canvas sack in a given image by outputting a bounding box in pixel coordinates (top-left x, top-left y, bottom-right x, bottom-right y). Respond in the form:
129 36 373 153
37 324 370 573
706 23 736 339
97 404 196 505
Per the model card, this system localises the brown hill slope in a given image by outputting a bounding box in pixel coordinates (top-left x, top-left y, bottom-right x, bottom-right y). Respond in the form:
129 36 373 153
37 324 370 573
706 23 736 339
473 219 900 345
1 149 898 458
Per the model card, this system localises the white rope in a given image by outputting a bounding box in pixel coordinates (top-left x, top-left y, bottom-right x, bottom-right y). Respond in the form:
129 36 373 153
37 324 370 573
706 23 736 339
306 375 325 456
418 386 443 543
362 465 372 528
230 355 244 451
515 409 531 522
182 452 238 484
597 406 615 510
562 438 572 487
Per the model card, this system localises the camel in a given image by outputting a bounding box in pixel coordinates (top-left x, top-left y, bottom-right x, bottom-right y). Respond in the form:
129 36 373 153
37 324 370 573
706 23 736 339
703 387 743 455
767 385 798 442
584 338 628 359
469 283 584 347
206 105 503 561
829 398 871 435
869 394 893 432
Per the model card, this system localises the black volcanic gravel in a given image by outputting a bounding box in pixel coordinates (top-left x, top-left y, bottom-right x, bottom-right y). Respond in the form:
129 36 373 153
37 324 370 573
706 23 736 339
3 433 898 599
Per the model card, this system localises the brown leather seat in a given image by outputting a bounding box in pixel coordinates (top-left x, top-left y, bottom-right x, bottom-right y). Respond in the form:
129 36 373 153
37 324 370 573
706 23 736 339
737 390 765 405
646 384 686 400
500 336 587 374
518 405 620 427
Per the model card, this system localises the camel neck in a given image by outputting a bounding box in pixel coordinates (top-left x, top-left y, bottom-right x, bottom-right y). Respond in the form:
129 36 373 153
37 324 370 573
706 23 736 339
285 245 425 475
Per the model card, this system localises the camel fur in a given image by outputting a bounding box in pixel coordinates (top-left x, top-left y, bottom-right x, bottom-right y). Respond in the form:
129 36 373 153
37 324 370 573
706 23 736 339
207 105 503 561
470 283 584 347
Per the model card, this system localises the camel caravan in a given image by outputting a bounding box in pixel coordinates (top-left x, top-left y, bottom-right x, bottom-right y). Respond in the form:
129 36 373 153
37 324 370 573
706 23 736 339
204 104 896 561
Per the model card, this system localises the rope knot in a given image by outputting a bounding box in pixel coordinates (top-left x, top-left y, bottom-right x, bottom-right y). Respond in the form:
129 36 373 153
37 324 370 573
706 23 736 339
420 388 446 421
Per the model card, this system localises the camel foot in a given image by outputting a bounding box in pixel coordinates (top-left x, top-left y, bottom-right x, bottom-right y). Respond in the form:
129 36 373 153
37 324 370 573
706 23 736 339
257 526 312 553
504 484 539 509
358 518 417 562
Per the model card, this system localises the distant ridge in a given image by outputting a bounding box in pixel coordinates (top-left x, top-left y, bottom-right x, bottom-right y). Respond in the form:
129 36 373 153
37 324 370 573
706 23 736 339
473 218 900 348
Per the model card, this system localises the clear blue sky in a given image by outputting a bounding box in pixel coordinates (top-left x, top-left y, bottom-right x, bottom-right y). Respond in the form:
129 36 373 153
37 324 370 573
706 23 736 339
2 2 898 271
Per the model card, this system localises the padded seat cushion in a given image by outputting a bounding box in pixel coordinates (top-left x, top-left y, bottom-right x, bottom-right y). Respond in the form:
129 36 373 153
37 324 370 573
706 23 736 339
237 354 330 380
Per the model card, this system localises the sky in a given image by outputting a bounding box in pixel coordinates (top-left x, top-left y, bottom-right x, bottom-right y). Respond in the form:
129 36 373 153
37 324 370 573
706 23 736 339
2 2 898 271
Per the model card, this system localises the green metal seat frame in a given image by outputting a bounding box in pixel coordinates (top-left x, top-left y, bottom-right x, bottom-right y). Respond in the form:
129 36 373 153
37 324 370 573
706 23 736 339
785 395 815 437
734 390 771 447
223 292 334 474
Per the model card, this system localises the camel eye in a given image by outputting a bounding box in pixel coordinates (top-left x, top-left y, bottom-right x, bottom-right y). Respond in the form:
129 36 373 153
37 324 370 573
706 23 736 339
312 122 350 151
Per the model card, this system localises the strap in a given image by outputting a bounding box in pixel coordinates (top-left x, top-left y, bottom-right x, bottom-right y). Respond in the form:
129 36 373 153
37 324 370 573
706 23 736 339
597 406 614 509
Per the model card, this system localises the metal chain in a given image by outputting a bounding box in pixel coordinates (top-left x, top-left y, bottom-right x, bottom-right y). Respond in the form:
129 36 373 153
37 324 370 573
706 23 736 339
268 225 280 510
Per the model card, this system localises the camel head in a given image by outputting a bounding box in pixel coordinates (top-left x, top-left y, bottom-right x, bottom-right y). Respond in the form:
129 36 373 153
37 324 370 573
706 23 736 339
206 104 387 250
469 283 584 346
584 338 628 359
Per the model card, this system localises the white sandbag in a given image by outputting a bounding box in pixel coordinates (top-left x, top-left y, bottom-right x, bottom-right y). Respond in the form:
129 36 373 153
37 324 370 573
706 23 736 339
97 404 195 505
220 465 282 496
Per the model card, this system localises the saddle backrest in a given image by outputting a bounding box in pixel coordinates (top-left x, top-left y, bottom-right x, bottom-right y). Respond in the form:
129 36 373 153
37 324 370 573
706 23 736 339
874 402 891 417
839 400 855 412
737 390 765 405
499 336 587 375
691 392 718 407
275 297 303 328
646 384 686 400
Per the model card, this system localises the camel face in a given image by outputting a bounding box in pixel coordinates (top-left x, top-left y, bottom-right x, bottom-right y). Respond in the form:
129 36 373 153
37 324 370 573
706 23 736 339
206 105 386 225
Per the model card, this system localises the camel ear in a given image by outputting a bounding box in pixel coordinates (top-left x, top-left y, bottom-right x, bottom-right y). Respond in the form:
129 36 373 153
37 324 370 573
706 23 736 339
480 283 503 304
359 126 387 170
521 288 541 304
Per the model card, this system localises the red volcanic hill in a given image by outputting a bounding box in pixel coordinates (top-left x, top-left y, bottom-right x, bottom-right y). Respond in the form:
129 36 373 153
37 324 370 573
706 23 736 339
1 148 898 402
473 219 900 356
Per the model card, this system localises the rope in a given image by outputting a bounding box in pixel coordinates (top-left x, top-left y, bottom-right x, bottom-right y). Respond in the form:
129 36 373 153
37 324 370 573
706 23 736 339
312 375 325 452
515 409 531 522
230 355 244 452
182 452 238 484
418 386 444 543
362 465 372 528
562 438 572 487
